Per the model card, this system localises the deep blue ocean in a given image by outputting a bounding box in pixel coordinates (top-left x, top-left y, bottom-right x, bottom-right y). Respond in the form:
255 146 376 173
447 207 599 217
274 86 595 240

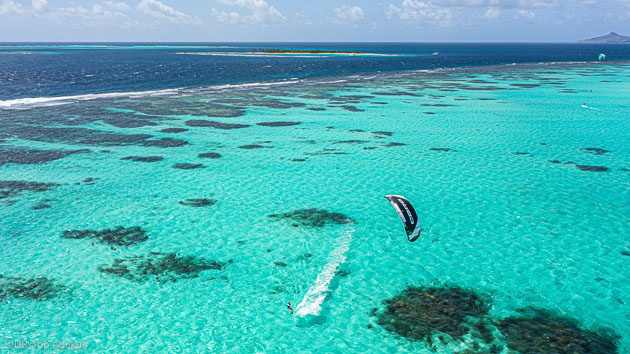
2 42 630 100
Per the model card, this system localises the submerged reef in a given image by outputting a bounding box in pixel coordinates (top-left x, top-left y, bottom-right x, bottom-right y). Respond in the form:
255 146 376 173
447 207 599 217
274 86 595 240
121 156 164 162
496 308 619 354
377 285 491 345
0 147 89 166
98 252 228 282
372 131 393 137
62 226 148 246
430 148 457 152
268 208 354 228
198 152 222 159
383 142 405 147
0 180 60 199
256 121 301 127
185 120 250 130
581 148 611 155
0 275 66 301
239 144 268 149
179 199 216 207
172 163 205 170
142 138 189 148
576 165 609 172
160 128 188 133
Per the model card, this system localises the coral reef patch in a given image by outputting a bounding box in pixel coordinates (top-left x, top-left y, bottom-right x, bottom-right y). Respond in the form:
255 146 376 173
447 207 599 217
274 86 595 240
496 308 619 354
0 275 66 301
62 226 148 246
268 208 354 228
98 252 227 282
377 285 491 345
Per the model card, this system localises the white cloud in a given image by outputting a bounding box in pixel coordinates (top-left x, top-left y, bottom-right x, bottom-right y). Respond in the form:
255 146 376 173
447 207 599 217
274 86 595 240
137 0 192 22
518 9 535 18
483 6 500 18
386 0 455 26
334 5 364 22
104 1 130 11
32 0 47 11
0 0 25 15
212 0 286 24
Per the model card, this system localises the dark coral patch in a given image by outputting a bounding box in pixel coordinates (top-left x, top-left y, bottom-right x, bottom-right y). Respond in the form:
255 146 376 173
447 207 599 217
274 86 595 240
372 91 422 97
160 128 188 133
142 138 188 148
185 120 250 130
496 308 619 354
198 152 222 159
550 160 562 164
430 148 456 152
239 145 267 149
377 285 491 345
0 148 89 166
334 140 368 144
106 118 158 128
510 83 541 88
576 165 609 172
0 180 60 200
274 261 288 267
268 208 354 228
383 142 405 147
581 148 611 155
335 269 351 277
31 203 51 210
121 156 164 162
173 163 205 170
62 226 148 246
98 252 226 282
256 121 301 127
292 158 306 162
339 105 365 112
421 103 456 107
0 275 66 301
179 199 216 207
372 131 393 137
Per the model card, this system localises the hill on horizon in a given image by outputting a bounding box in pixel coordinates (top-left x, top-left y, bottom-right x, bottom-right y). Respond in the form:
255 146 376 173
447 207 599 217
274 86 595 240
578 32 630 43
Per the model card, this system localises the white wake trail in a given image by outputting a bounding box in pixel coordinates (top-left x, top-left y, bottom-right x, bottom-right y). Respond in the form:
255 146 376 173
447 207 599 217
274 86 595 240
295 228 354 317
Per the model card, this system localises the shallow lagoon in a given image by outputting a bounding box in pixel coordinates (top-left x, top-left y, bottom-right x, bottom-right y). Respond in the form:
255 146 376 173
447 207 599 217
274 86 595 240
1 62 629 352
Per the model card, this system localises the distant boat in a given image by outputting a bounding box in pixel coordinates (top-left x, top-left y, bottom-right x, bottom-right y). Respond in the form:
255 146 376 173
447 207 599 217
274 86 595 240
432 52 439 56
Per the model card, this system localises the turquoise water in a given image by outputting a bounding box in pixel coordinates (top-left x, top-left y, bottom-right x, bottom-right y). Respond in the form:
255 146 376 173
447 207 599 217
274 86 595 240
1 62 629 352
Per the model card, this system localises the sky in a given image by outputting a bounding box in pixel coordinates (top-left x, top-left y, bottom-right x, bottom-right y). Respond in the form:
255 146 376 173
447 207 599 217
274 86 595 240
1 0 629 42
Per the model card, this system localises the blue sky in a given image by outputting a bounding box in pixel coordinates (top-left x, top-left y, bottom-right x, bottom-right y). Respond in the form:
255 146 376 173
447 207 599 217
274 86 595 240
1 0 629 42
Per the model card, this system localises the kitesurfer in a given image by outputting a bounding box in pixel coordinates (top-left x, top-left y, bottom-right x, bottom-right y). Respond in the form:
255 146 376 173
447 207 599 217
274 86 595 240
287 301 294 315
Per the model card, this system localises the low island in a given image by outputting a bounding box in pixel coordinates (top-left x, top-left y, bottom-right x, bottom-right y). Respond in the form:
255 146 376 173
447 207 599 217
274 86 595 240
246 48 397 57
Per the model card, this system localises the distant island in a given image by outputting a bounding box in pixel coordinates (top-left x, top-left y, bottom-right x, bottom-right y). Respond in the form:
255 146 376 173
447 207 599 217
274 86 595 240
246 48 395 57
578 32 630 43
252 48 356 54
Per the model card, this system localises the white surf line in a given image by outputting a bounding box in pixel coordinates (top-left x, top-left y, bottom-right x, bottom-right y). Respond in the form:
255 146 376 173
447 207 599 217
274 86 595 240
295 227 354 317
581 104 601 111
